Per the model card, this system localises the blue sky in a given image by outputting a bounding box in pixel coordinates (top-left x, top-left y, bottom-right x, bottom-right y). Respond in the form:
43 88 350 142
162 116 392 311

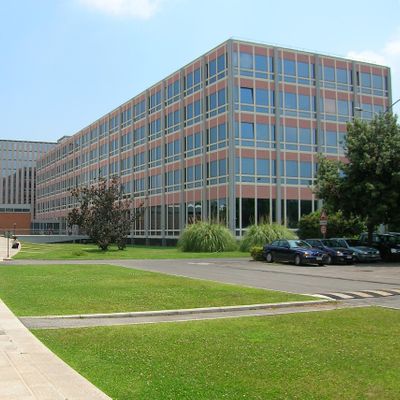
1 0 400 142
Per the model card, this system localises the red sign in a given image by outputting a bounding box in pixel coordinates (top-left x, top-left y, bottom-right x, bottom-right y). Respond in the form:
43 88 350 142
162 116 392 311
320 210 328 221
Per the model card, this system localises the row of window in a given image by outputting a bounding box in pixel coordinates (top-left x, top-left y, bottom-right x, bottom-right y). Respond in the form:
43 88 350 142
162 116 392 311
233 51 388 93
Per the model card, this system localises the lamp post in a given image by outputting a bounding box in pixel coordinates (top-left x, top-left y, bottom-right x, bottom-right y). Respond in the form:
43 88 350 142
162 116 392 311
3 231 11 261
385 98 400 114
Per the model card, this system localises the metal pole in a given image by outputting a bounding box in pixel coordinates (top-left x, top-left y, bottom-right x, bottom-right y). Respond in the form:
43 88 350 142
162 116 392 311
6 231 10 259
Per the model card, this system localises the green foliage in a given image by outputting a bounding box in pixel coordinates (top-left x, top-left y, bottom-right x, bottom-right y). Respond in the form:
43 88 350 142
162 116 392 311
178 222 237 252
67 177 144 251
240 223 297 252
297 211 366 239
250 246 264 261
315 113 400 241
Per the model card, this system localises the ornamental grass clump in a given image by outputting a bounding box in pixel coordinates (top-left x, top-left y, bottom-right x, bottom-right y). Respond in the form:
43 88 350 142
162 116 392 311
178 222 237 252
240 223 297 252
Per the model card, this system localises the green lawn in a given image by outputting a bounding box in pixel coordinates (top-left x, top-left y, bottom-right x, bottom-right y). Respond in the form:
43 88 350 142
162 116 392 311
0 264 312 316
33 307 400 400
15 242 247 260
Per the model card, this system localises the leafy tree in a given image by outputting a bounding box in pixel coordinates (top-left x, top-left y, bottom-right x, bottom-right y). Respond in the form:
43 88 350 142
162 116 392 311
297 211 365 239
68 177 143 251
315 112 400 243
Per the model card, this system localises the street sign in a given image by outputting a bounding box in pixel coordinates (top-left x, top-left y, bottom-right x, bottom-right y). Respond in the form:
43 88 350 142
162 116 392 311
320 225 327 235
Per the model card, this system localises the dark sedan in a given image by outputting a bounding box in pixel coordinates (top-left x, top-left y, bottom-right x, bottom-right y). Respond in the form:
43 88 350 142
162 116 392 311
263 239 327 266
330 238 381 263
305 239 354 265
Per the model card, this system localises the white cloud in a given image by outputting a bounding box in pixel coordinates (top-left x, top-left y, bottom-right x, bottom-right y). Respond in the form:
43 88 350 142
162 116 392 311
346 50 387 66
78 0 163 19
347 30 400 114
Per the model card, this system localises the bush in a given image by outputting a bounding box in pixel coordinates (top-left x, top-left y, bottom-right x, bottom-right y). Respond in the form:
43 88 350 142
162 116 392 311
250 246 264 261
240 224 297 252
297 211 366 239
178 222 237 252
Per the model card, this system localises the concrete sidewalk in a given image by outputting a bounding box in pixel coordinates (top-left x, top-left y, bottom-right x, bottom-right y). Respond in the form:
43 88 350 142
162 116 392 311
0 300 111 400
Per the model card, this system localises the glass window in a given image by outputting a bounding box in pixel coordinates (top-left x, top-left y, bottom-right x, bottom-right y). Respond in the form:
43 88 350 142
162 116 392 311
208 59 217 77
257 159 269 175
217 54 226 72
297 62 310 78
323 66 335 82
361 72 371 87
286 160 298 177
338 100 349 115
337 68 349 84
256 123 269 141
241 122 254 139
372 74 383 89
255 54 267 71
298 94 310 111
240 87 254 104
285 127 297 143
255 88 269 106
242 158 255 175
299 128 312 144
326 131 337 146
324 98 336 114
284 92 297 109
194 68 201 84
240 52 253 69
283 59 295 75
300 161 312 178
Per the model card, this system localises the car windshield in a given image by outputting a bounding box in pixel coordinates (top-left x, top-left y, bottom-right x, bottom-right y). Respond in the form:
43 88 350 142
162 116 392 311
335 239 349 247
322 239 342 247
288 240 311 249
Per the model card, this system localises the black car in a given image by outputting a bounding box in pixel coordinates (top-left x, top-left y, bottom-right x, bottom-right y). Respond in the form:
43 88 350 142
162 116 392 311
263 239 327 266
305 239 354 265
359 232 400 261
330 238 381 263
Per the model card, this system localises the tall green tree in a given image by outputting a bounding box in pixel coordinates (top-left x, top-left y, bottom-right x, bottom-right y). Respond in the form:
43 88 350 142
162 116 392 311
67 177 143 250
315 112 400 243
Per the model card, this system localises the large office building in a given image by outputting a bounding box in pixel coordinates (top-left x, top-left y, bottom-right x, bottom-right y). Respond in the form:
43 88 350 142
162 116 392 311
0 140 56 234
35 39 391 242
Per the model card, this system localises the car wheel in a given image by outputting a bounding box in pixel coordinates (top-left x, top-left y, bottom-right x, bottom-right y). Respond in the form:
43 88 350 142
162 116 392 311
294 254 302 266
265 252 274 263
325 255 332 265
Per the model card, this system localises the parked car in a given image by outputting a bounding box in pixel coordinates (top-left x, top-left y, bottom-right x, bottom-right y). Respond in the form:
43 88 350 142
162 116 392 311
305 239 354 265
329 238 381 263
358 232 400 261
263 239 327 266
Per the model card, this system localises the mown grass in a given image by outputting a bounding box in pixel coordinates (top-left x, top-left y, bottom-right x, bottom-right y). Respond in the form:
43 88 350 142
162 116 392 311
0 264 312 316
14 242 247 260
33 307 400 400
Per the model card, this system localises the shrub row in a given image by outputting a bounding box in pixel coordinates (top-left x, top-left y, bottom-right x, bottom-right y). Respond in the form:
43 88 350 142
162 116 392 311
178 222 295 253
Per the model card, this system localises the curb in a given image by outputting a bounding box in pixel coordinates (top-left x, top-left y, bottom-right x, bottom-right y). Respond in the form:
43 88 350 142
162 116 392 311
26 300 333 320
